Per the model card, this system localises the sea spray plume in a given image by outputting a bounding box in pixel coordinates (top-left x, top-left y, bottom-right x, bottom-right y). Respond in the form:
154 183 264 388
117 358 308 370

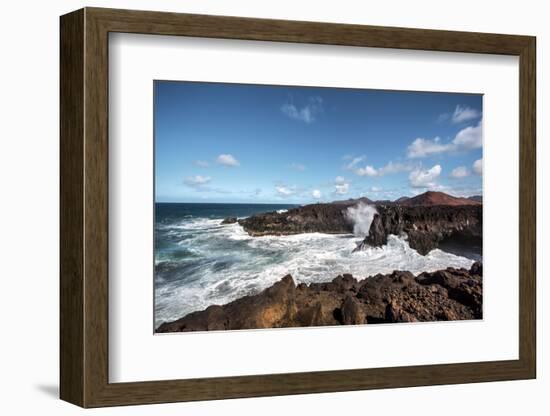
345 202 378 237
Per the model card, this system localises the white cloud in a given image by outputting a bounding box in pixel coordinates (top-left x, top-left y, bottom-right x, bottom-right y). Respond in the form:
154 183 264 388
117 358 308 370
193 160 209 168
407 121 482 158
291 163 306 171
407 136 451 158
355 165 378 177
412 183 481 198
452 105 482 124
370 186 381 192
335 183 350 195
343 155 366 170
182 175 235 194
281 96 323 123
450 166 470 179
453 123 482 149
378 161 413 176
409 165 442 188
184 175 212 187
409 183 450 195
473 158 483 175
353 161 413 177
378 161 414 176
442 187 483 198
334 176 350 194
275 185 295 196
216 154 240 167
312 189 322 199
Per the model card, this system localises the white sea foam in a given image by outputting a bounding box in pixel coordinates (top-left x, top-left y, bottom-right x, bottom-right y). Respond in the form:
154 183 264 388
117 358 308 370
154 220 475 327
345 202 377 237
276 209 288 214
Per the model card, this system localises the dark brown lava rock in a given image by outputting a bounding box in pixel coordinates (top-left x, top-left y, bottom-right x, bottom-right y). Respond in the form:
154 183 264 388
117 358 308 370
156 262 483 332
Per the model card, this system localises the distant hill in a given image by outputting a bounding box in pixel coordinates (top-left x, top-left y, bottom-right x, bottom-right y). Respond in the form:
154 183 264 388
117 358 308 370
372 199 393 205
329 192 481 207
397 191 481 206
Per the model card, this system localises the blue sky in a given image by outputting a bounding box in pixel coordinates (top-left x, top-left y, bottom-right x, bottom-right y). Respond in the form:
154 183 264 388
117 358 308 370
155 81 482 204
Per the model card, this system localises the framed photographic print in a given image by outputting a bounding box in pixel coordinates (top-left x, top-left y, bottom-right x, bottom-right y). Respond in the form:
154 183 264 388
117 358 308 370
60 7 536 408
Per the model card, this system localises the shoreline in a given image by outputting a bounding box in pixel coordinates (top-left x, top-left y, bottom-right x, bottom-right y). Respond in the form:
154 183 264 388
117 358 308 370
156 262 482 333
155 194 483 331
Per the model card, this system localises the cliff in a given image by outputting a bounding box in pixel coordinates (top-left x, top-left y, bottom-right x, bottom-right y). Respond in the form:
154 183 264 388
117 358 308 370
236 191 482 256
362 204 482 255
238 202 353 236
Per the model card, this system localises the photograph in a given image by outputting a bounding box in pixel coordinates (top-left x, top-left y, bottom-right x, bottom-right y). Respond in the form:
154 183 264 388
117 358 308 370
153 81 483 333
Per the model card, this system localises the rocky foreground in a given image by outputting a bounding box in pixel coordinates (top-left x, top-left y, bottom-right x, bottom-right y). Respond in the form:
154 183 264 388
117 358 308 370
156 262 482 332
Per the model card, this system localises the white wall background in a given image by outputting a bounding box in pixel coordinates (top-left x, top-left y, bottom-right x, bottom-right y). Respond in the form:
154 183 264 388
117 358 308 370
0 0 546 414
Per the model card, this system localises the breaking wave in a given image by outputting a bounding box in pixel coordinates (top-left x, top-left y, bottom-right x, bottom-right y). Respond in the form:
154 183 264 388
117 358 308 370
345 202 377 237
154 217 474 327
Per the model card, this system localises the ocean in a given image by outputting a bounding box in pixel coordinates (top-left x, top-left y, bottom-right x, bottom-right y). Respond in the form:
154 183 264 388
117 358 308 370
154 202 475 328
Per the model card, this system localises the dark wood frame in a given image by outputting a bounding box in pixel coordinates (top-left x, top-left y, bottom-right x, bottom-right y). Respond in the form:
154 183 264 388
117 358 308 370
60 7 536 408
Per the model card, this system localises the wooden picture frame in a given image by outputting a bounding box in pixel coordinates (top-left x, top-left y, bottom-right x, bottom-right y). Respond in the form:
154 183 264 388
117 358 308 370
60 7 536 408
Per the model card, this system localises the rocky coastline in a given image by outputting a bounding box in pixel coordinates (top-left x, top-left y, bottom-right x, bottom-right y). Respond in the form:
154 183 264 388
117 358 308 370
156 262 482 332
157 191 483 332
237 191 482 256
362 204 482 255
237 202 353 236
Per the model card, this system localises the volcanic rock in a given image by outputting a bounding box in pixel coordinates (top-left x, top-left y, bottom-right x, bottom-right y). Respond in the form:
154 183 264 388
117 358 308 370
363 204 482 255
238 191 482 256
238 202 353 236
156 262 483 332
